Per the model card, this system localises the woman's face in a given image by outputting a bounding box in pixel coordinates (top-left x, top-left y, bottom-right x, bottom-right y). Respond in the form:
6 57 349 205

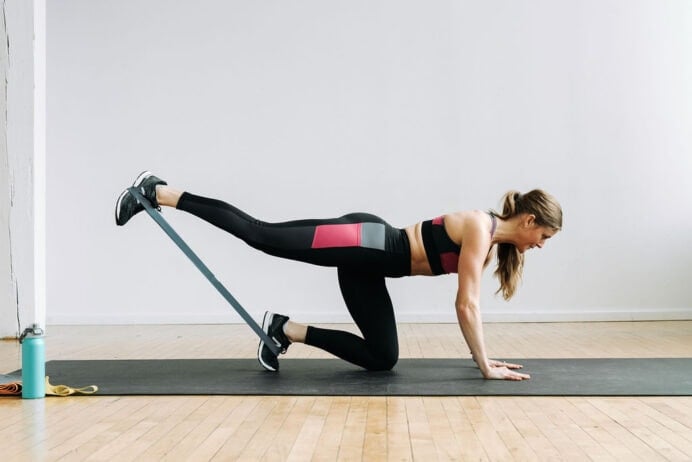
516 216 558 253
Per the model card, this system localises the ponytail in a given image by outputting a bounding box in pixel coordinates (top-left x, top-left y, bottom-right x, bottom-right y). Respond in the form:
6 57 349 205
492 189 562 300
493 191 524 300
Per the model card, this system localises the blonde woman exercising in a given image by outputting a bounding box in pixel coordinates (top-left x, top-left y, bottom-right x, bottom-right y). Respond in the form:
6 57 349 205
116 172 562 380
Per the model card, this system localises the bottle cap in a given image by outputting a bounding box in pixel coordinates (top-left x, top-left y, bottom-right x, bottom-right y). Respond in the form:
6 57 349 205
19 324 45 343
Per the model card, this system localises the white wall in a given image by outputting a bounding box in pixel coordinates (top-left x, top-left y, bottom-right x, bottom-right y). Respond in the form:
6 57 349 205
0 1 13 336
48 0 692 325
0 0 46 338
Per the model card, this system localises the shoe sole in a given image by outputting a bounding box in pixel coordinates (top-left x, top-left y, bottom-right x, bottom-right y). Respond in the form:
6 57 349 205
114 171 153 226
114 188 132 225
258 311 278 372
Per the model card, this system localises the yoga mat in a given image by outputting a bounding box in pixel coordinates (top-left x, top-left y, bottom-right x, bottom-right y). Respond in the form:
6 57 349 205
7 358 690 396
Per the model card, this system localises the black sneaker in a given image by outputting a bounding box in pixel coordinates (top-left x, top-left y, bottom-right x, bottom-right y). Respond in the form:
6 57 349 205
115 171 167 226
257 311 291 372
132 171 167 209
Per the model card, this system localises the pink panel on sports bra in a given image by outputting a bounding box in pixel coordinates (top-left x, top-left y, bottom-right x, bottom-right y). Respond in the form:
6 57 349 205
439 252 459 274
311 223 362 248
432 216 444 225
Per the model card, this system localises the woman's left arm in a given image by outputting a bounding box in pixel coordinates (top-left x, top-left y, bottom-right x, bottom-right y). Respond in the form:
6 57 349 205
454 215 530 381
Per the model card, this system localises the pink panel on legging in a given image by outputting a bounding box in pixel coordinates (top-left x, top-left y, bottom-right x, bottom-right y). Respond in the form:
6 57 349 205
311 223 362 248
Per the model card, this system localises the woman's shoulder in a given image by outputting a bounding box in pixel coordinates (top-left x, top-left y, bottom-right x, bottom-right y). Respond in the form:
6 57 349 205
443 209 489 225
443 210 492 243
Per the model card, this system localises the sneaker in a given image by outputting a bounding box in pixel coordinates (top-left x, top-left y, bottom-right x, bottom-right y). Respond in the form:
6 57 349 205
132 171 167 209
257 311 291 372
114 171 167 226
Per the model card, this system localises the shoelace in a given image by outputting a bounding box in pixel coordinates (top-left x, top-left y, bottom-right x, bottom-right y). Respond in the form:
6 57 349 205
139 186 162 211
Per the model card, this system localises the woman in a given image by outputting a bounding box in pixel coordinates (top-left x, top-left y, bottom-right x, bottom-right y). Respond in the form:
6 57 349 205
116 171 562 381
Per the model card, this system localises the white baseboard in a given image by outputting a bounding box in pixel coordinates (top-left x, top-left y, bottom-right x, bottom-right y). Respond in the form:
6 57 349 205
48 308 692 325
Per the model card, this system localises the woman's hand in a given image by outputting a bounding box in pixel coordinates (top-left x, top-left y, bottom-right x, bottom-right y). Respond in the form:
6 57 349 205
472 357 530 380
487 359 524 370
483 363 531 381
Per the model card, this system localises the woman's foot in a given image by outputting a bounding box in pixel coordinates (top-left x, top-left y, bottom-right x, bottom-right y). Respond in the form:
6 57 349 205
114 171 168 226
283 320 307 343
257 311 291 372
155 185 184 208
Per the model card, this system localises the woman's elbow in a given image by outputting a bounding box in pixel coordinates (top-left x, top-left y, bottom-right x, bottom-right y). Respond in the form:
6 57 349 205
455 300 479 316
455 290 479 310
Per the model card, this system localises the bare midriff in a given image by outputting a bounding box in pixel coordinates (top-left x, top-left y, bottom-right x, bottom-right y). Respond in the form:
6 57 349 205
404 223 434 276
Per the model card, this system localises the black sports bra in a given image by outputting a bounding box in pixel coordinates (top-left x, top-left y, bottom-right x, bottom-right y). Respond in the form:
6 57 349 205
421 212 497 275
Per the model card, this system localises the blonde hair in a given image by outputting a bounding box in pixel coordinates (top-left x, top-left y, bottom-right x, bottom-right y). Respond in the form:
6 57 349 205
492 189 562 300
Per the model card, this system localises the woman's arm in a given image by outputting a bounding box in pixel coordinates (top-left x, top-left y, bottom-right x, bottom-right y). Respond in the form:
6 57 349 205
455 213 530 381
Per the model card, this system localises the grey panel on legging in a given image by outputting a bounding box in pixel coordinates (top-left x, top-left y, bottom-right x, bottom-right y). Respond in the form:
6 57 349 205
360 222 386 250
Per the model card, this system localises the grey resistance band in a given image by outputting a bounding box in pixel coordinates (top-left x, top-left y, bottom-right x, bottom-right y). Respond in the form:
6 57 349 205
128 187 281 356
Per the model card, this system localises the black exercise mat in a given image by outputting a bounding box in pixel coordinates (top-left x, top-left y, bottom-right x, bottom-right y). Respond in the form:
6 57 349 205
10 358 692 396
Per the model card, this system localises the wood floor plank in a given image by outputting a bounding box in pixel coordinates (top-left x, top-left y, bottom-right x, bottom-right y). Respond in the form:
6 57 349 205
239 397 299 461
644 398 692 434
573 398 656 461
180 397 259 461
478 397 539 461
209 397 277 461
362 397 387 460
311 396 350 462
442 397 488 461
84 397 203 461
260 397 316 461
385 396 412 462
134 397 222 461
284 397 331 462
157 397 244 462
336 396 368 461
492 398 555 460
544 397 624 462
404 397 437 460
48 397 144 461
421 397 463 460
588 397 691 461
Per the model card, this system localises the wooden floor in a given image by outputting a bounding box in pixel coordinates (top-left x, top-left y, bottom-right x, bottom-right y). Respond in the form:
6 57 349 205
1 321 691 461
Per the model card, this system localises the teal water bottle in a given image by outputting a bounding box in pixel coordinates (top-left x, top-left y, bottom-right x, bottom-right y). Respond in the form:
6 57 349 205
19 324 45 399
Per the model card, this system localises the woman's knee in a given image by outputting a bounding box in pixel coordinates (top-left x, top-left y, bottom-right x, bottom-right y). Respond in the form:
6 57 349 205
366 349 399 371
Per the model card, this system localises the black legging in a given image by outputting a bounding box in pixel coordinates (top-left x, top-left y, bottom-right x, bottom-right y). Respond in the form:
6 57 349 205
176 192 411 371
